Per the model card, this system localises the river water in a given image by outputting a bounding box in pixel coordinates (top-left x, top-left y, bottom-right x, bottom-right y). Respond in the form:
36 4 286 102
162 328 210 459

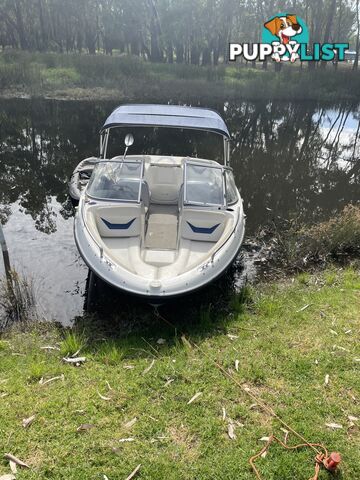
0 98 359 324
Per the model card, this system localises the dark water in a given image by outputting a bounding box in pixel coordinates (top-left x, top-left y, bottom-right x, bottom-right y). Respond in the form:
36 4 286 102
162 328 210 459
0 98 359 324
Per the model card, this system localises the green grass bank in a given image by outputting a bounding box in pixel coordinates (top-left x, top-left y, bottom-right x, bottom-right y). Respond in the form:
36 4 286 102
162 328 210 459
1 50 360 102
0 267 359 479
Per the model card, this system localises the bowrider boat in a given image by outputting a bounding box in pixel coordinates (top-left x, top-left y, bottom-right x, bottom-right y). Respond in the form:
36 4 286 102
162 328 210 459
71 104 245 300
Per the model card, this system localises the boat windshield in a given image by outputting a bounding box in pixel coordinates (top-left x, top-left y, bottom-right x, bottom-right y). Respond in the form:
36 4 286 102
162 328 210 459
87 160 143 202
184 162 224 206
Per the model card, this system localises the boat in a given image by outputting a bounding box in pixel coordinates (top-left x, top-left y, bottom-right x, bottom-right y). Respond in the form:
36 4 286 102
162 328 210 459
71 104 246 300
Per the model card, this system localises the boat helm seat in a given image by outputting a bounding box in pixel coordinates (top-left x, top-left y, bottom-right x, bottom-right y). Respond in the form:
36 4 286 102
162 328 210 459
181 208 228 242
94 205 141 238
146 160 183 205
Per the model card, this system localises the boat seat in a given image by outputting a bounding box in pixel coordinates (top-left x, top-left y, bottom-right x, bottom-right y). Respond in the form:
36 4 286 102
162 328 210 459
146 161 183 204
94 205 141 238
181 208 228 242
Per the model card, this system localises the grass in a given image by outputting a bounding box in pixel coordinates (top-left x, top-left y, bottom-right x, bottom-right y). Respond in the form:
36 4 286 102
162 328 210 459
258 204 360 275
0 267 359 479
1 50 360 101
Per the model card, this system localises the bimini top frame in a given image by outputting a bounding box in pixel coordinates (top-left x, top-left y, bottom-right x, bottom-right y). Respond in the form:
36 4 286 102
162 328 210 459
99 104 231 165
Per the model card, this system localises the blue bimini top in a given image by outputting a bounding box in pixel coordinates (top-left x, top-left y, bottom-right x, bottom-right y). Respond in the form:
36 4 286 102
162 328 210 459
101 104 230 138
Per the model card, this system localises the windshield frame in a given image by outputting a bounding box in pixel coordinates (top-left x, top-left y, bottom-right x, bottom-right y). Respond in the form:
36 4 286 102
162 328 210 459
100 126 231 165
86 158 144 203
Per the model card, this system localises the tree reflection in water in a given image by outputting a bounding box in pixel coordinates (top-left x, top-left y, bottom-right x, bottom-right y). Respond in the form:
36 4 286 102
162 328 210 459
0 98 359 235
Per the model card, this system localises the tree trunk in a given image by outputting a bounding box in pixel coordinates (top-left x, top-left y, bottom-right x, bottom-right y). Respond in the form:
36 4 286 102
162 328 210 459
202 47 211 66
191 45 200 65
148 0 162 62
354 0 360 70
320 0 336 68
167 41 174 63
14 0 28 49
37 0 47 51
176 43 184 63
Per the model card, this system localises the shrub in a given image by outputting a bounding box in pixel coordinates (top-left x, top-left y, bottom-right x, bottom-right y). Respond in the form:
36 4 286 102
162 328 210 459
42 67 81 86
60 331 87 356
266 204 360 271
0 271 37 330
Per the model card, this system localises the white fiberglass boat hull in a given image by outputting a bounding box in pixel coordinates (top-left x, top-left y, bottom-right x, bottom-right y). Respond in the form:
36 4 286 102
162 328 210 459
74 198 245 299
71 105 246 300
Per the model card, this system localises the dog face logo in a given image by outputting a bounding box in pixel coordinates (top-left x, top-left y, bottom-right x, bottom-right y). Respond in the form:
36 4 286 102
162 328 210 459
229 14 348 64
264 15 302 45
262 13 308 62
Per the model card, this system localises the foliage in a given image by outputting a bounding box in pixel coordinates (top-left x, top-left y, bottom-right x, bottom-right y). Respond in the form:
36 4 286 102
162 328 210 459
2 51 360 103
60 331 87 357
262 204 360 272
0 0 357 66
0 271 37 330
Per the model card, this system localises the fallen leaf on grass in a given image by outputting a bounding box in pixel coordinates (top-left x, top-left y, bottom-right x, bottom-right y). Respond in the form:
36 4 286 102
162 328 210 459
9 461 17 474
4 454 29 468
325 423 343 430
97 391 111 401
142 359 155 375
181 336 192 349
333 345 350 352
187 392 202 405
125 464 141 480
22 415 35 428
39 374 64 386
297 304 312 313
228 423 236 440
348 415 358 422
227 334 239 340
119 438 135 443
76 424 95 432
124 418 137 429
259 437 270 442
324 374 330 386
63 357 86 366
0 475 16 480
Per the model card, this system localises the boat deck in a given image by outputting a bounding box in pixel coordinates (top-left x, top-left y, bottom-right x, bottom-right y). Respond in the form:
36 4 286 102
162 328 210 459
144 205 178 250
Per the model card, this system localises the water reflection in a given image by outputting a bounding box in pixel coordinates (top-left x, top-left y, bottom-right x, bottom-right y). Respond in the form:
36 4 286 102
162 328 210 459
225 101 360 231
0 98 359 323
